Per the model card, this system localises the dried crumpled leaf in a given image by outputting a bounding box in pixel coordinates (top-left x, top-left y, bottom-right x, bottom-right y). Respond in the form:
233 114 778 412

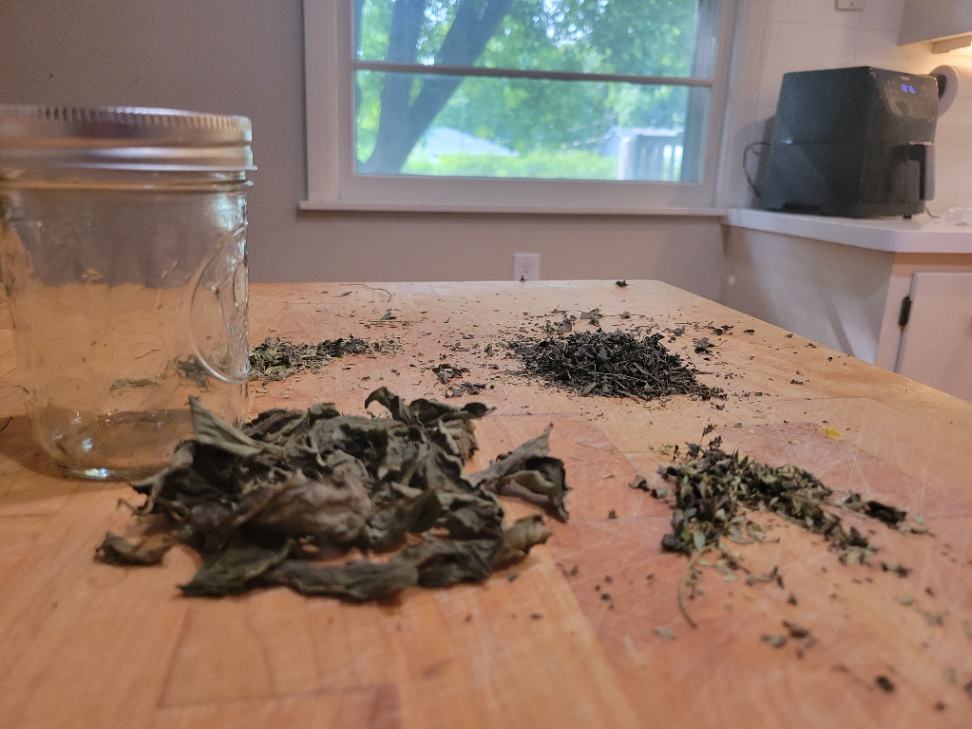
469 428 569 522
491 516 553 569
95 532 177 565
265 556 420 602
180 537 294 597
97 388 566 602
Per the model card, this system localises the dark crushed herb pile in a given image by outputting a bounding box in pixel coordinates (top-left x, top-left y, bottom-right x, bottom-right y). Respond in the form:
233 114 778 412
511 330 722 401
249 336 380 381
96 388 568 602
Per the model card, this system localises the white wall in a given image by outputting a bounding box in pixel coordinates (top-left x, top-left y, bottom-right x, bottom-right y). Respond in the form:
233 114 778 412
0 0 723 291
735 0 972 212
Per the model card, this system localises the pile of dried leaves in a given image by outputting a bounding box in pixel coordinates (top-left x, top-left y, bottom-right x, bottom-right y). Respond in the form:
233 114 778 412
511 330 722 401
656 440 909 563
97 388 568 601
647 440 914 625
249 336 379 381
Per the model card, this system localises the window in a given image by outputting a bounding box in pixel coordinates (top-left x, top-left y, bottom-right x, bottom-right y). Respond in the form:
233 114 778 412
303 0 736 212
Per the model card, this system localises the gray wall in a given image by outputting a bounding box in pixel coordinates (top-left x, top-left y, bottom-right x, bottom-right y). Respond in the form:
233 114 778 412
0 0 723 292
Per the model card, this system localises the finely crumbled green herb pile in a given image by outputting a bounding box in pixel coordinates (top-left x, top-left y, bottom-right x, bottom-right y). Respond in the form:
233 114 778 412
249 336 377 381
645 439 915 628
511 330 722 401
97 388 568 601
656 440 908 564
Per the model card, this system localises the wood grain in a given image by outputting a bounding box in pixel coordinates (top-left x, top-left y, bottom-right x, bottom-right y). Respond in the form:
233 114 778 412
1 280 970 729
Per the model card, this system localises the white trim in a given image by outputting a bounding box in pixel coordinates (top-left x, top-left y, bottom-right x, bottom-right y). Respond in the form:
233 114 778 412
299 199 727 216
724 208 972 253
302 0 737 213
352 60 717 87
302 0 340 202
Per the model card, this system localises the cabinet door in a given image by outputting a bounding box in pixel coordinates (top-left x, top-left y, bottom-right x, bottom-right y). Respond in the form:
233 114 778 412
896 272 972 401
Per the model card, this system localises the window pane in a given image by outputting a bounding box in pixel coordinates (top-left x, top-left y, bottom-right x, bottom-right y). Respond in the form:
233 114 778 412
354 71 707 181
355 0 719 79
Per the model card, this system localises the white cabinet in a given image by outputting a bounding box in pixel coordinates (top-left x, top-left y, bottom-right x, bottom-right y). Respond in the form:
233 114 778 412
899 0 972 48
896 272 972 401
722 210 972 402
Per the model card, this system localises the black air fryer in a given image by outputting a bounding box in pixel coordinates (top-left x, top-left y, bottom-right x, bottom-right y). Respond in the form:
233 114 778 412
760 66 938 218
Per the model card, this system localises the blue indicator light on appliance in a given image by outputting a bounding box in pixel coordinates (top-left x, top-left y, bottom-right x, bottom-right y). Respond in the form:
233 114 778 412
908 84 917 93
901 83 908 92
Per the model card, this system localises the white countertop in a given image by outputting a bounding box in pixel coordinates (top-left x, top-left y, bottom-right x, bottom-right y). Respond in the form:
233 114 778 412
724 208 972 254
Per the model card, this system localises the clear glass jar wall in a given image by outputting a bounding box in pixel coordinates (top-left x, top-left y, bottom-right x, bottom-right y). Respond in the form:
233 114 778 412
0 170 250 479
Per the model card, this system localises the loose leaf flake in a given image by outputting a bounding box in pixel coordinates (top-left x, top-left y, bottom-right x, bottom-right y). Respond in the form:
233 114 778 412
469 427 569 522
95 532 177 565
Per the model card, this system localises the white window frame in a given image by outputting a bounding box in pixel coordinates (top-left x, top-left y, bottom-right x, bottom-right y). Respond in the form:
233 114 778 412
302 0 737 214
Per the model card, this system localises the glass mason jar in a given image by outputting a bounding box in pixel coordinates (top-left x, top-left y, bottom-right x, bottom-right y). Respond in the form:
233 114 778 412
0 106 254 480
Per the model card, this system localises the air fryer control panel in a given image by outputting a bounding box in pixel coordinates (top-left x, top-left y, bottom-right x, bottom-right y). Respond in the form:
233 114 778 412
879 72 938 120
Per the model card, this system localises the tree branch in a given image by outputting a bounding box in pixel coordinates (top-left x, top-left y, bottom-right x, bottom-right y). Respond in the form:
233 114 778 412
363 0 512 174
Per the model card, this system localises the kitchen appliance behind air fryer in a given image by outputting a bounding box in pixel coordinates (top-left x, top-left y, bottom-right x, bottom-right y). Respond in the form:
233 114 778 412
759 66 939 218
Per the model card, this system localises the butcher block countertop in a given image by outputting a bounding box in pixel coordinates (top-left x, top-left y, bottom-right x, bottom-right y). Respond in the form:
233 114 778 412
1 281 971 729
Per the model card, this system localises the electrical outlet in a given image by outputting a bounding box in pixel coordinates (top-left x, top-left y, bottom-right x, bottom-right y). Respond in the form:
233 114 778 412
513 252 541 281
835 0 864 11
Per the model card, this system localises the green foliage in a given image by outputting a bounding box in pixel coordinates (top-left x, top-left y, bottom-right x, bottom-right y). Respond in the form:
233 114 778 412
402 148 617 179
355 0 707 174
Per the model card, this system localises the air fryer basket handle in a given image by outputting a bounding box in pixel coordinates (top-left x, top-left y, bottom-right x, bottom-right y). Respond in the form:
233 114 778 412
908 142 935 201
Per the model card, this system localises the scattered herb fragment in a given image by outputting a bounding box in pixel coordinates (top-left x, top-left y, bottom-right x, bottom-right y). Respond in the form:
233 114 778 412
109 377 159 392
249 336 376 381
783 620 810 639
432 362 468 383
579 308 602 326
875 675 895 693
693 337 713 354
880 562 911 577
628 475 650 491
445 382 487 398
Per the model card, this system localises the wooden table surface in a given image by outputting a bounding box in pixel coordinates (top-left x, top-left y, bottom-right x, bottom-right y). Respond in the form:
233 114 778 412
1 281 971 729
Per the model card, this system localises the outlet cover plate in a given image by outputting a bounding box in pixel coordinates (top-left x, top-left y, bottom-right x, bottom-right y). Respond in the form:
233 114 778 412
513 252 541 281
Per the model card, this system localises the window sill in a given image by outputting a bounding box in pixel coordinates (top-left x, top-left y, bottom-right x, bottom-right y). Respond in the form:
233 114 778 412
298 200 727 217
